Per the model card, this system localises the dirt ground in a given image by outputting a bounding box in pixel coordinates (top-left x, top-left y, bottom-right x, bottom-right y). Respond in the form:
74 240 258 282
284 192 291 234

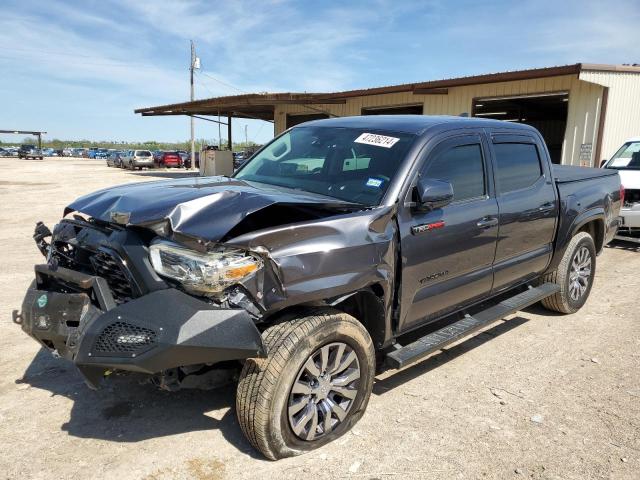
1 157 638 480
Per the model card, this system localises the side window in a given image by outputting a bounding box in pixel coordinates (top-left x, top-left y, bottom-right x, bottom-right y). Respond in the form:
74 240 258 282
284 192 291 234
423 144 485 202
494 143 542 193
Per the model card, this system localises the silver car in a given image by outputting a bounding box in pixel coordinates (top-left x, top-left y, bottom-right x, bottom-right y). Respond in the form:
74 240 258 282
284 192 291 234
122 150 154 170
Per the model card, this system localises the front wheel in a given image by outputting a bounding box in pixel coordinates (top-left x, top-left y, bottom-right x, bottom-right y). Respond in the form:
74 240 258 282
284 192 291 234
236 309 375 460
541 231 596 314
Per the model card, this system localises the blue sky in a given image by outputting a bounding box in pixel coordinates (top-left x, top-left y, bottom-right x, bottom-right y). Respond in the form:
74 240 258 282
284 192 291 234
1 0 639 145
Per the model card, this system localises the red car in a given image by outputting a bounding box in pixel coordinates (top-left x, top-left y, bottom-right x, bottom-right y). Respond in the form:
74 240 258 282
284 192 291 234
156 151 183 168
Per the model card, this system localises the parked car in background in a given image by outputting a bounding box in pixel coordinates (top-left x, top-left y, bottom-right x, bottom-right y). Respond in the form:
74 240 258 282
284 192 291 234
106 150 124 168
152 150 163 163
94 148 109 159
18 144 43 160
42 148 56 157
602 137 640 240
62 147 74 157
182 151 199 169
155 151 182 168
233 151 249 171
121 149 154 170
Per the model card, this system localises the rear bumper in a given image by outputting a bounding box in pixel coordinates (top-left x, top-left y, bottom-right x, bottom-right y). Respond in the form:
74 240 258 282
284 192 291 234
16 265 266 388
131 159 154 167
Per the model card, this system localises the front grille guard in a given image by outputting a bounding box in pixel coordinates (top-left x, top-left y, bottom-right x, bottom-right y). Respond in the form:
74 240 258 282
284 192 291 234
90 248 139 305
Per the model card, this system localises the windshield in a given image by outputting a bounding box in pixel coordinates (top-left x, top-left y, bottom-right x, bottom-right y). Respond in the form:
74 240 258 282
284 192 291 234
234 126 416 205
606 142 640 170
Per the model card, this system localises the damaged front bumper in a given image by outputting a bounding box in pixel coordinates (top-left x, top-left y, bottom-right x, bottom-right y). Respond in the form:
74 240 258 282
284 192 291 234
15 264 266 388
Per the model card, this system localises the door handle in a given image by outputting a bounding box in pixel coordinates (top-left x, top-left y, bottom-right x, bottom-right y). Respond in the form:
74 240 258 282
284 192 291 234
538 202 555 213
477 217 499 229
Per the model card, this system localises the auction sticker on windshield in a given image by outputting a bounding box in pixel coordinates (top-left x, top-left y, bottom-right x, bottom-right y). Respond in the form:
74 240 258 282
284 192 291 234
354 133 400 148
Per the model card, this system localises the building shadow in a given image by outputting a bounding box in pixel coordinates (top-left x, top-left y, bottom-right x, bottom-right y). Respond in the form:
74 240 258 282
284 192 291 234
372 316 529 395
16 349 262 458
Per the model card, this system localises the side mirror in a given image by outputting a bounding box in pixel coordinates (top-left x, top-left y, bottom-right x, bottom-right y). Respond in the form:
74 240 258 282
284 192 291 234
600 159 608 168
415 178 454 211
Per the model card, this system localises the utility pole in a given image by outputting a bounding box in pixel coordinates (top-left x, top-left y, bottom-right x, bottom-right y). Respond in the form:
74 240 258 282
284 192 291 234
189 40 199 169
244 124 248 148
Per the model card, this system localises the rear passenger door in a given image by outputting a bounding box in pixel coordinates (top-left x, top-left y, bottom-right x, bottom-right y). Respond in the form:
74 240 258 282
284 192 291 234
490 133 559 291
398 133 499 332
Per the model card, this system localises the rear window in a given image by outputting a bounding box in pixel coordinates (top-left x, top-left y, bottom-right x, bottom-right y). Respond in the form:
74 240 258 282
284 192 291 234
494 143 542 193
135 150 151 157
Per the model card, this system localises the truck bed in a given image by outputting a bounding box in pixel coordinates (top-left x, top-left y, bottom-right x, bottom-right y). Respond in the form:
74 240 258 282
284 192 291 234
553 165 618 183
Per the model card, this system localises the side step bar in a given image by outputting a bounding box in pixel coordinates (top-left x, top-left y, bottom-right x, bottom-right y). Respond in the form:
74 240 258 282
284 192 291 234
614 234 640 244
386 283 560 370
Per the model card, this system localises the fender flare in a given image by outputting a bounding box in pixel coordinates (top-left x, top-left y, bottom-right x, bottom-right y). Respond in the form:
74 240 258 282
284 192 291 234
548 208 605 273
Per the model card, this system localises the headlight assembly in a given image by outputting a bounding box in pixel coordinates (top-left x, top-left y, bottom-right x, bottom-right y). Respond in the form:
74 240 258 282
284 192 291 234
149 240 262 295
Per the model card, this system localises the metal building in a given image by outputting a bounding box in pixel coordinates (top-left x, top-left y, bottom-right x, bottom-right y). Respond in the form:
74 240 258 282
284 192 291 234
136 63 640 167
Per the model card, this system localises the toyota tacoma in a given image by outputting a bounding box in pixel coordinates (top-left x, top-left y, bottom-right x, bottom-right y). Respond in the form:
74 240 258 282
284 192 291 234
14 116 622 459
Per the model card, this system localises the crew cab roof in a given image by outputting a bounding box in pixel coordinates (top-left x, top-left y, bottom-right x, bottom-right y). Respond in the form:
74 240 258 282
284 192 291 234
297 114 539 135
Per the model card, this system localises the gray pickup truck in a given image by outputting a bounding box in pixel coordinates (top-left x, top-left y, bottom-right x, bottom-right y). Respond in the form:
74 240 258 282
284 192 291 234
14 116 621 459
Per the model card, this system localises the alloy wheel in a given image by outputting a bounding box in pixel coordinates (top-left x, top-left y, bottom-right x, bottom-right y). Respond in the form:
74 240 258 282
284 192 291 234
287 342 361 441
569 246 592 301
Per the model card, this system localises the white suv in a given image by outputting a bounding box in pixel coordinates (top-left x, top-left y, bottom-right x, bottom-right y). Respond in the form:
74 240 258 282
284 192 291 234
122 150 154 170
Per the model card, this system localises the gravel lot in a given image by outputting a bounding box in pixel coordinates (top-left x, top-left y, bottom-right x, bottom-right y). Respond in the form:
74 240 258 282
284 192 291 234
1 158 639 480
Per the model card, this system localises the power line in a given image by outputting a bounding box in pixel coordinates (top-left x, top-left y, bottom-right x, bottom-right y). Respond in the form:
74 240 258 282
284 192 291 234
198 70 248 94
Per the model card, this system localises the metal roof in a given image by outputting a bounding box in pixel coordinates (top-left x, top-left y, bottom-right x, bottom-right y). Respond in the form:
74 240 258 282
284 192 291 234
295 114 531 135
134 63 640 121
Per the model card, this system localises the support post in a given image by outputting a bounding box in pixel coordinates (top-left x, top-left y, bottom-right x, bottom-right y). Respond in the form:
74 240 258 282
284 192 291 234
227 115 232 151
190 40 196 169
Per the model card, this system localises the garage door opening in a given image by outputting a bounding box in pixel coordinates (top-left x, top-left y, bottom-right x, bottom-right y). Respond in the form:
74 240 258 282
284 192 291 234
473 92 568 164
286 113 329 129
362 104 424 115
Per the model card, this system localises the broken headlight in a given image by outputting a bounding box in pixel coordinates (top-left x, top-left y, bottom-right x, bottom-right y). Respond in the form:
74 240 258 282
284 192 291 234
149 240 262 295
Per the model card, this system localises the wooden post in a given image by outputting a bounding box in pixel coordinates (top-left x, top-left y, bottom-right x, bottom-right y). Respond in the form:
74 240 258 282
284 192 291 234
227 115 232 150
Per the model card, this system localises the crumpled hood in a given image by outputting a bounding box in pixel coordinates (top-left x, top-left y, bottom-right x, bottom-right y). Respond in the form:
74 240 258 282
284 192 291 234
65 176 359 242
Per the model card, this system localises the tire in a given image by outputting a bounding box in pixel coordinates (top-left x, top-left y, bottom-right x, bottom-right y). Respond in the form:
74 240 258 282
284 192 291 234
236 309 375 460
541 232 596 314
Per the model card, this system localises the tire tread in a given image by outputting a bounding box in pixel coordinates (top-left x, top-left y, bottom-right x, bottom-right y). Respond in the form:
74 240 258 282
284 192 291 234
236 309 371 460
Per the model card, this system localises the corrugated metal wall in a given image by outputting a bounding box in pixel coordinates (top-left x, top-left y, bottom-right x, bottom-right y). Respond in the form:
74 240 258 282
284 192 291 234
580 70 640 160
274 74 606 166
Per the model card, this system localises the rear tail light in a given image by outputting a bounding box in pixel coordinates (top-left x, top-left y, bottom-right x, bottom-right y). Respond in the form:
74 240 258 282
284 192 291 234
620 184 625 204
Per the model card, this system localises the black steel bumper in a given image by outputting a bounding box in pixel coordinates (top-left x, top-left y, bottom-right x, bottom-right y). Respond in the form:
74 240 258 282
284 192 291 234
16 264 266 388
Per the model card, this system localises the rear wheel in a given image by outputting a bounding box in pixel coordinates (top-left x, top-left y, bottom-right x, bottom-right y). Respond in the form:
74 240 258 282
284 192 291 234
236 309 375 460
541 232 596 314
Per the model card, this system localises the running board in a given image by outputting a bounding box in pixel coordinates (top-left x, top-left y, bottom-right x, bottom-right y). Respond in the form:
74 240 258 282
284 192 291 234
386 283 560 370
614 234 640 244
